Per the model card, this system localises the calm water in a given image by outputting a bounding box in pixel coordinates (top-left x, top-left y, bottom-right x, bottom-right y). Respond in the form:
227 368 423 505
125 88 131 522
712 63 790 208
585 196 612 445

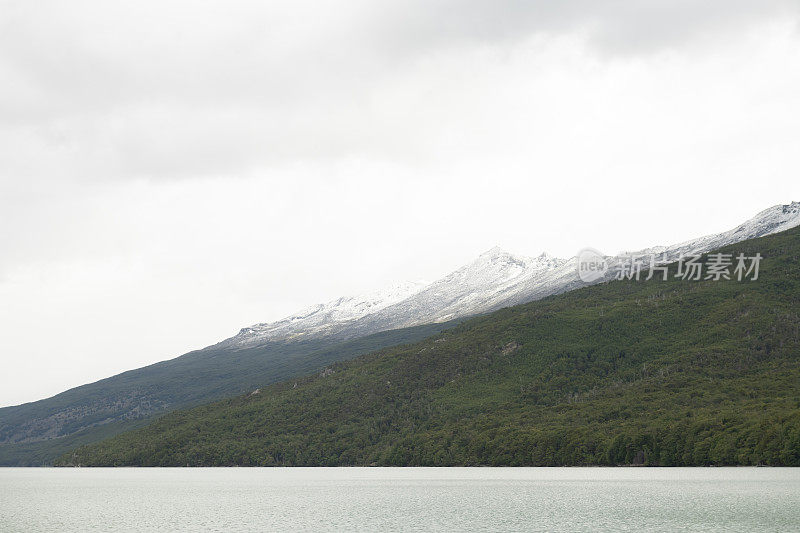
1 467 799 532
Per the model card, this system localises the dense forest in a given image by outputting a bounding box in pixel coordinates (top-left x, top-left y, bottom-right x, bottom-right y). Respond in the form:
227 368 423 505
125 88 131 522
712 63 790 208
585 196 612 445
58 228 800 466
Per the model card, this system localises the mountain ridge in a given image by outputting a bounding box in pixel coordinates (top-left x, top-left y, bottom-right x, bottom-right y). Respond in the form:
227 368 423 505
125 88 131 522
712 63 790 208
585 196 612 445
221 201 800 348
2 200 798 465
58 225 800 467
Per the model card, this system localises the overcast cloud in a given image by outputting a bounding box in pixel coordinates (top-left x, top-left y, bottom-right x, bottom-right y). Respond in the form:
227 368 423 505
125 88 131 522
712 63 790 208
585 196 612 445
1 1 799 406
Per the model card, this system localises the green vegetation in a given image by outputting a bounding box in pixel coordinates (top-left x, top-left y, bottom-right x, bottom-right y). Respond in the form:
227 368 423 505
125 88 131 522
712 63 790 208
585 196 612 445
59 228 800 467
0 420 154 467
0 321 458 466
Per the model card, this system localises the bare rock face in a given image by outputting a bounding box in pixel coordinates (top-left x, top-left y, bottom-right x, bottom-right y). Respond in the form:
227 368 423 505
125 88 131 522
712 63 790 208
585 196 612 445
501 342 521 356
1 394 167 444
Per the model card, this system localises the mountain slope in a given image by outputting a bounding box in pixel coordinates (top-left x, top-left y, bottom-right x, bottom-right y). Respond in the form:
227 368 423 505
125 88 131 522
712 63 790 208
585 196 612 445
216 281 427 348
226 201 800 347
0 320 457 465
59 226 800 467
5 201 798 465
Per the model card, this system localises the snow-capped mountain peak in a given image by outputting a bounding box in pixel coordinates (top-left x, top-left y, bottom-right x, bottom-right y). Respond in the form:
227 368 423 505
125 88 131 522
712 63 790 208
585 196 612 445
216 201 799 351
219 280 426 348
649 201 800 260
479 245 506 257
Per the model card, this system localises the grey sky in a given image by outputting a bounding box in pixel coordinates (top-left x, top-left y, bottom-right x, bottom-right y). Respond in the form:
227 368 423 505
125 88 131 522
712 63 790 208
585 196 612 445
1 1 799 406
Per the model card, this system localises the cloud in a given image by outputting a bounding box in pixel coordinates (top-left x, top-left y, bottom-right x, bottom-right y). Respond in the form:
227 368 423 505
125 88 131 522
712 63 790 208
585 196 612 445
1 1 799 405
374 0 799 54
1 0 798 184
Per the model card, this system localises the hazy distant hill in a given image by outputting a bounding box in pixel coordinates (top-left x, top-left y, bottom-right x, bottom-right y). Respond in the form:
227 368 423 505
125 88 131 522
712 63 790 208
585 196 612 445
0 321 456 466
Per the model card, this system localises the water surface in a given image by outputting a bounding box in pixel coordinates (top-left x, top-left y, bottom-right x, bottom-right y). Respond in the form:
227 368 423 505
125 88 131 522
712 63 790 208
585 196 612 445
1 467 798 532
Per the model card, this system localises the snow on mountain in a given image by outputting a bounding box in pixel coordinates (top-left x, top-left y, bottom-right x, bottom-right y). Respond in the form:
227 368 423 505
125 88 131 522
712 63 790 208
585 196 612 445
218 281 426 348
631 201 800 260
342 248 566 334
499 200 800 308
218 201 800 350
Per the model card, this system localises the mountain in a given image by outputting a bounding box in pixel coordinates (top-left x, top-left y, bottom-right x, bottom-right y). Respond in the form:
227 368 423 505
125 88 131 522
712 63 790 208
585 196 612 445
2 201 798 465
58 225 800 467
216 281 428 348
221 201 800 348
0 321 458 466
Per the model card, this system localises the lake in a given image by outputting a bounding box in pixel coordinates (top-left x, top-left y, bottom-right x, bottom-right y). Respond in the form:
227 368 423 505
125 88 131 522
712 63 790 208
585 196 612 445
1 467 799 532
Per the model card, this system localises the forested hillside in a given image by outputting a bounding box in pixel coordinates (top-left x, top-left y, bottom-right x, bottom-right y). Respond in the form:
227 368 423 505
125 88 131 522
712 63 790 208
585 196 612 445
0 320 457 466
59 228 800 467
